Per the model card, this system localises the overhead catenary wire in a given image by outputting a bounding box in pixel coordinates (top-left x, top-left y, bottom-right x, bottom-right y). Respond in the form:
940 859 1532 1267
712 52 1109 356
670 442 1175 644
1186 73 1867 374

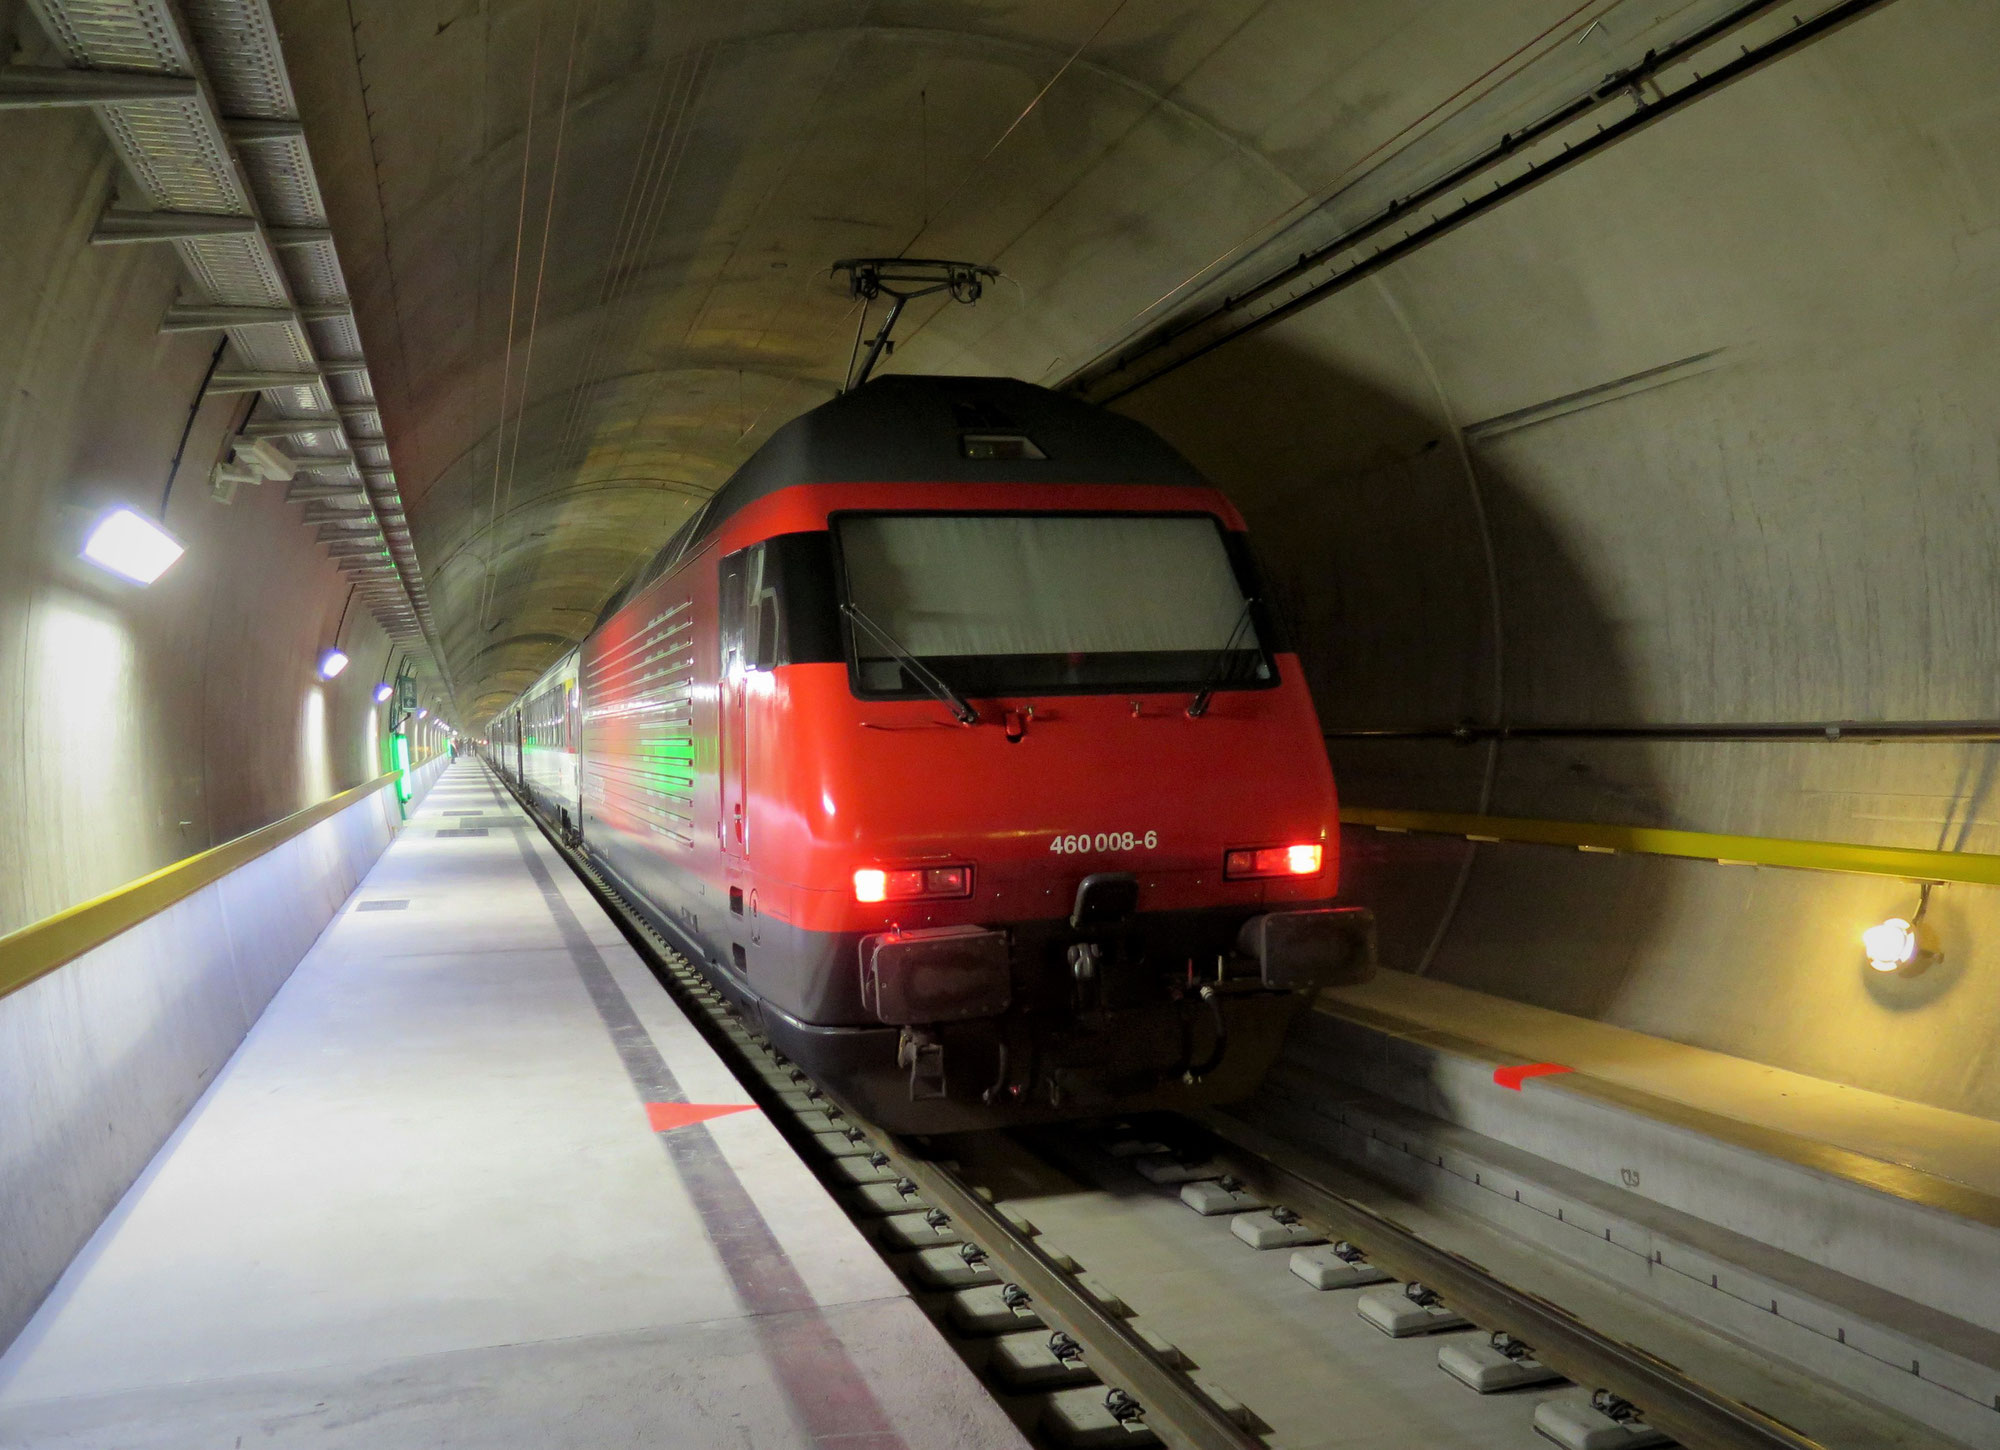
477 2 548 638
545 48 686 460
565 42 723 491
485 0 592 638
594 1 873 494
721 2 883 430
871 0 1130 372
892 0 1131 263
549 52 702 463
549 38 712 471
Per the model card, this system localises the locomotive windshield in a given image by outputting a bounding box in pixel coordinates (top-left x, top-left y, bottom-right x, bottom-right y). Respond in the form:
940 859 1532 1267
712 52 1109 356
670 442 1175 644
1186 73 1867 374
833 512 1274 696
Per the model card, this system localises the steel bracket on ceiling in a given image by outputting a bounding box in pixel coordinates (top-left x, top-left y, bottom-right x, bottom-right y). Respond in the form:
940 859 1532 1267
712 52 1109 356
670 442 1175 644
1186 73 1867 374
161 303 297 330
91 209 256 244
223 117 303 142
0 64 197 107
238 414 338 436
207 369 323 392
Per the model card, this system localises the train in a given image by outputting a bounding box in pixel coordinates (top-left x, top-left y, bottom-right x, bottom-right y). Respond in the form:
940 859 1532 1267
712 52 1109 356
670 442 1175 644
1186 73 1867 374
486 373 1370 1132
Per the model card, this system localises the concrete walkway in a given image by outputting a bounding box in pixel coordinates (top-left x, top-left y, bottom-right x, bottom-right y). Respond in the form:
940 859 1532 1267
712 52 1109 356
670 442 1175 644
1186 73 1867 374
1324 972 2000 1205
0 762 1023 1449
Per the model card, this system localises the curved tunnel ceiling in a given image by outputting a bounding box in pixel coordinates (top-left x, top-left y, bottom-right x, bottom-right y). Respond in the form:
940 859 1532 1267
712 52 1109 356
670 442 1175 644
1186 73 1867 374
276 0 1712 725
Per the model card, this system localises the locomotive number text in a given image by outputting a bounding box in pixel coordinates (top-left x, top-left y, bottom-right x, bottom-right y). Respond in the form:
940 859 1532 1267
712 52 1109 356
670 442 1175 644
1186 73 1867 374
1049 831 1158 854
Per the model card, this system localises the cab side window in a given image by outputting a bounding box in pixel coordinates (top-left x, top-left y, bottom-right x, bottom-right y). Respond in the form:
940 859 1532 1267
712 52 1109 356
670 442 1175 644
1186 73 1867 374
720 544 777 670
720 533 838 671
747 545 782 669
719 548 748 673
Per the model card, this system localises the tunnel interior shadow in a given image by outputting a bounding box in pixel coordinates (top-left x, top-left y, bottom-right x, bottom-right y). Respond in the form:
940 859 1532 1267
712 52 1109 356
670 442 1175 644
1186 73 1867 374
1115 333 1670 1021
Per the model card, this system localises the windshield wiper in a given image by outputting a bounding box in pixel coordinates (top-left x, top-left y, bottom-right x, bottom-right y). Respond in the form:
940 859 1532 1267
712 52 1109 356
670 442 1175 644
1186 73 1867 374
1187 598 1259 719
841 603 980 725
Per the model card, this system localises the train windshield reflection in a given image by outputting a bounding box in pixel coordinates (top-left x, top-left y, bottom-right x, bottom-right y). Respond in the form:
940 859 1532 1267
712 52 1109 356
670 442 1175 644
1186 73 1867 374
834 511 1273 696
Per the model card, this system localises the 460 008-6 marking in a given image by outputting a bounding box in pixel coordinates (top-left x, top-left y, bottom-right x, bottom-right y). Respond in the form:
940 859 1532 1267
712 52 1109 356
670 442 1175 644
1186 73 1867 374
1050 831 1158 854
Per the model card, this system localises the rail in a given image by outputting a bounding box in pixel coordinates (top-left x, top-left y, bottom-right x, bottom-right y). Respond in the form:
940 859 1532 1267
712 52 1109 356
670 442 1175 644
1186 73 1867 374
0 767 411 1002
493 760 1261 1450
1197 1108 1827 1450
890 1147 1264 1450
1341 805 2000 887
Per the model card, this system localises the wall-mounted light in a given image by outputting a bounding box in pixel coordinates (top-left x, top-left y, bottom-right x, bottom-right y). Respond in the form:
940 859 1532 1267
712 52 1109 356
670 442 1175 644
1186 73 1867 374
1864 885 1940 975
316 585 358 682
417 708 429 719
81 507 184 585
373 681 393 703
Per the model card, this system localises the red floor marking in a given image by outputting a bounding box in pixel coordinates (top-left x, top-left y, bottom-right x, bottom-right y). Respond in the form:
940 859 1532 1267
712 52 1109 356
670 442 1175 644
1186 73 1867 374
1493 1062 1574 1090
646 1101 756 1132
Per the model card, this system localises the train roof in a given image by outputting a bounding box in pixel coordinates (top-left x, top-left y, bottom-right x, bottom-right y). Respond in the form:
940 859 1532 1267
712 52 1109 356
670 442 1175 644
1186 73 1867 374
720 373 1206 492
595 376 1211 627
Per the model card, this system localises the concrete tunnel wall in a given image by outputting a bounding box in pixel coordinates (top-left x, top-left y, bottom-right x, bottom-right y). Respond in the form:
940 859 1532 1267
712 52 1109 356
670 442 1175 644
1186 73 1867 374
1109 0 2000 1120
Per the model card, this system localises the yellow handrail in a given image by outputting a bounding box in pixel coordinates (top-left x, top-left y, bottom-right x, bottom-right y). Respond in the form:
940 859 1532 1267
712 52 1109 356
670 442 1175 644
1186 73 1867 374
1341 806 2000 886
0 770 402 1003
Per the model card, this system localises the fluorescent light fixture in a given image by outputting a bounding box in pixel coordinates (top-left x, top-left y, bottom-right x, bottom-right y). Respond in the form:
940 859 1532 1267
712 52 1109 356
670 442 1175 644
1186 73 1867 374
417 708 428 719
374 681 393 703
81 507 184 584
317 648 349 680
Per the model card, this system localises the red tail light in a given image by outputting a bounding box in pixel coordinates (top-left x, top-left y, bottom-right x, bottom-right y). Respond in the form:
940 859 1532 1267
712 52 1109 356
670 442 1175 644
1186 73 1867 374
1223 843 1323 879
854 865 973 903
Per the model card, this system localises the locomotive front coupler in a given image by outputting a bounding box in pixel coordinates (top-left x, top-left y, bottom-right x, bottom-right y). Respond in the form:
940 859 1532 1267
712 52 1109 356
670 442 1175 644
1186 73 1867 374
896 1026 947 1101
1065 871 1142 1012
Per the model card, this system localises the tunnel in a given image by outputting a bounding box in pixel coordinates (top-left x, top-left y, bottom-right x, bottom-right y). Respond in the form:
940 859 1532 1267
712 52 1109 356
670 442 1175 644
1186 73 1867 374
3 1 1997 1446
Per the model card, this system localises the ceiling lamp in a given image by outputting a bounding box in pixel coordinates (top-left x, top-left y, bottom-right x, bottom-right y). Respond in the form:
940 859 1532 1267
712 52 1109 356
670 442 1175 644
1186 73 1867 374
317 648 349 680
81 507 184 585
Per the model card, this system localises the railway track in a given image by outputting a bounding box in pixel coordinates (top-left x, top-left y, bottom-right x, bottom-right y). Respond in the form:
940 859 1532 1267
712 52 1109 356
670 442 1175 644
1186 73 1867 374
505 773 1883 1450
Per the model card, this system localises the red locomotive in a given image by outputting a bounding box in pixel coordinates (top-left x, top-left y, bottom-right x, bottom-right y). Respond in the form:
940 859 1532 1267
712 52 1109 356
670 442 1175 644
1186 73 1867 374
490 375 1369 1130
